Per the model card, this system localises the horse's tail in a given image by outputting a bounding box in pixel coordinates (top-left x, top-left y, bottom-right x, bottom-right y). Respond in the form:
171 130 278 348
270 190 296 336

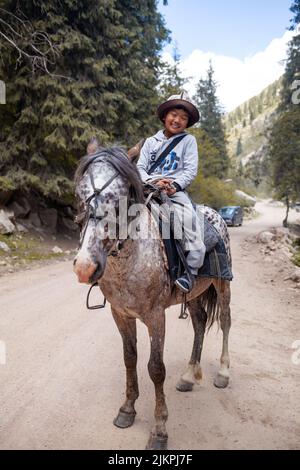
200 284 221 331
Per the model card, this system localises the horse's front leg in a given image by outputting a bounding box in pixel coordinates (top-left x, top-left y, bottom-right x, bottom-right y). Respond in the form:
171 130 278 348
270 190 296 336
146 309 168 450
111 307 138 428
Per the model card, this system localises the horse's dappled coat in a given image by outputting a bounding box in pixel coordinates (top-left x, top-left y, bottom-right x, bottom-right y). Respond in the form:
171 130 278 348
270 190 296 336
73 147 232 450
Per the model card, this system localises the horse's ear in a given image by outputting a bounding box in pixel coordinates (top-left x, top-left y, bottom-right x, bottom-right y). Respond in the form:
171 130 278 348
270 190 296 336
87 137 101 155
127 139 145 164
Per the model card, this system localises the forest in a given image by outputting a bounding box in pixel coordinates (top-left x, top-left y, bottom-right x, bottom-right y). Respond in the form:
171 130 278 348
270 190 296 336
0 0 299 220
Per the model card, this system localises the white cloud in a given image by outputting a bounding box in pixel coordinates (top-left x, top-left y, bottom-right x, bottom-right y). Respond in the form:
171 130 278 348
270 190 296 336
162 31 294 112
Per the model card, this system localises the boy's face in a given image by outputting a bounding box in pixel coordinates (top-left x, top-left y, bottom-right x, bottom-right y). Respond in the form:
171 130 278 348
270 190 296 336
164 108 189 137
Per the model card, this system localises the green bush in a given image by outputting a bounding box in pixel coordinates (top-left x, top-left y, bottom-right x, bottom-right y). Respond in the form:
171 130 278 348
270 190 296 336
0 176 16 191
293 249 300 267
189 174 242 210
0 170 74 205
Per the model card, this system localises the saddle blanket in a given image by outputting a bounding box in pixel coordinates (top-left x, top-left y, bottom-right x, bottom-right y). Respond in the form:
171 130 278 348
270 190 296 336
197 238 233 281
144 185 233 283
163 235 233 283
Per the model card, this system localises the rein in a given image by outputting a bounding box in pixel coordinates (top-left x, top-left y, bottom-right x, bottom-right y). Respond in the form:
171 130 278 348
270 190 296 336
76 158 131 310
77 160 119 249
76 158 190 318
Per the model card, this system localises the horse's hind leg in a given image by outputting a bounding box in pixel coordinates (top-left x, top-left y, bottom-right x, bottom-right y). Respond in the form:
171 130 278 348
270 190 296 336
176 297 207 392
214 281 231 389
146 309 168 450
111 307 138 428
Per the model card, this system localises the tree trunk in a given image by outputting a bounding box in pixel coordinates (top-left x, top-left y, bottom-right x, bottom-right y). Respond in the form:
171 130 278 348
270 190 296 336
283 196 290 228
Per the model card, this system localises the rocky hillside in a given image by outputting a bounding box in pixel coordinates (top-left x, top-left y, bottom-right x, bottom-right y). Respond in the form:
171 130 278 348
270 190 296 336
224 78 282 171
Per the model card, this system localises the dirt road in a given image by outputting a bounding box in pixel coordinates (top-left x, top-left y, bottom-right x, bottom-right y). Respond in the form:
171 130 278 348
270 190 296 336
0 201 299 450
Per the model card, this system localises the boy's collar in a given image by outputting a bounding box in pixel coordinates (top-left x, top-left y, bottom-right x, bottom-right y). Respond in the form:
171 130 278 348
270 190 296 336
154 130 187 141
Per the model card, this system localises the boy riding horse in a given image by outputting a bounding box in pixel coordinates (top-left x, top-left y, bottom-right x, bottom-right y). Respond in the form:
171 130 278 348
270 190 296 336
137 92 205 293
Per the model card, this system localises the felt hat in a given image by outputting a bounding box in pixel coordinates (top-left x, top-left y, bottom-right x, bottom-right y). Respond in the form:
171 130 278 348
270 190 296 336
157 91 200 127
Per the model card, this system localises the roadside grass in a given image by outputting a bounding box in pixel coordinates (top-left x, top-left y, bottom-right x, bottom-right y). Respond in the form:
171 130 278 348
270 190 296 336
0 233 65 263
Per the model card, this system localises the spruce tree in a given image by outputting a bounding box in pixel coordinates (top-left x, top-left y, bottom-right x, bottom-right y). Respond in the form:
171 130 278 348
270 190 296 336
244 150 269 189
236 137 243 157
268 0 300 225
290 0 300 29
193 62 229 179
190 127 221 179
0 0 169 204
280 0 300 109
237 161 244 179
269 109 300 225
280 34 300 109
159 43 187 100
249 107 255 123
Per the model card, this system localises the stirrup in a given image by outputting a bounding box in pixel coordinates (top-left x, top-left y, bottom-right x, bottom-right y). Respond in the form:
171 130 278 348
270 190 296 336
175 273 193 293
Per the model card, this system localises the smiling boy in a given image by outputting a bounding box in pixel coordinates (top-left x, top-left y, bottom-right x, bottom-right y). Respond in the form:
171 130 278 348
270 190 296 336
137 92 206 293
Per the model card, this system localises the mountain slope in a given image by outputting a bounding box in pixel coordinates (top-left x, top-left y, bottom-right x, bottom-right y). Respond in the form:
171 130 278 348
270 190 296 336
224 78 282 168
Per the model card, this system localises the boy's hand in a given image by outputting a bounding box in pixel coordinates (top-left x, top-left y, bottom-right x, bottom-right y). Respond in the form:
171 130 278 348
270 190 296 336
154 178 176 196
154 178 172 188
165 185 176 196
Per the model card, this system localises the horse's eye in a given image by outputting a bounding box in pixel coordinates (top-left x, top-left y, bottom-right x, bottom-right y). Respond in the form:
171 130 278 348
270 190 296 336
74 212 86 226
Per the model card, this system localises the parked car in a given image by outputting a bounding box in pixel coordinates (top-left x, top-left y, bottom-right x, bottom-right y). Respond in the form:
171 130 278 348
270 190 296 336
219 206 243 226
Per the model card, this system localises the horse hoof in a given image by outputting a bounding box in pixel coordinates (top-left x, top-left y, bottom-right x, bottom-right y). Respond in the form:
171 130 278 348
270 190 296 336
146 433 168 450
214 373 229 389
113 410 136 428
176 379 194 392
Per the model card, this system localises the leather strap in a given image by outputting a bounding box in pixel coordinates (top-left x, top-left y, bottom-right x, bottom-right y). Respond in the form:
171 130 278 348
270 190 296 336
148 134 187 174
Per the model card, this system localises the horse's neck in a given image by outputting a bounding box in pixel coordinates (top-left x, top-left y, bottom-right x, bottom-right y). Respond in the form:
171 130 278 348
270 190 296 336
119 205 165 263
102 206 168 288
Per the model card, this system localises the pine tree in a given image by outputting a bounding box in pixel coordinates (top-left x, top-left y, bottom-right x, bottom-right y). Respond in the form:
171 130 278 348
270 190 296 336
280 0 300 109
113 0 170 140
280 35 300 109
244 150 269 189
236 137 243 156
268 0 300 225
159 43 187 100
237 161 244 178
249 107 255 123
0 0 169 204
269 109 300 225
190 127 221 179
289 0 300 29
193 62 229 179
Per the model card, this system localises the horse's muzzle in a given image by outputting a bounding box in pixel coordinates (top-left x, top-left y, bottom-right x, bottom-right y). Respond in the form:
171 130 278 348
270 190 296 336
89 263 105 284
73 257 103 284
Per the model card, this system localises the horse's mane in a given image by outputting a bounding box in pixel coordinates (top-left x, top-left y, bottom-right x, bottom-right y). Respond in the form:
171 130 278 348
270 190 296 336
75 147 144 204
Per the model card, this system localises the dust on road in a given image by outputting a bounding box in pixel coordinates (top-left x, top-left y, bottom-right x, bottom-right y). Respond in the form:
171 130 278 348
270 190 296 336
0 201 299 450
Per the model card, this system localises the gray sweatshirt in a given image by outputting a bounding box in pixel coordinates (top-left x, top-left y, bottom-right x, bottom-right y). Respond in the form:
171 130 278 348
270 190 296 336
137 130 198 190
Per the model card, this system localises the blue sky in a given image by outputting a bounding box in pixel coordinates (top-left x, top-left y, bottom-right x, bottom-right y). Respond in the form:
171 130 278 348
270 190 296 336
158 0 295 110
158 0 293 60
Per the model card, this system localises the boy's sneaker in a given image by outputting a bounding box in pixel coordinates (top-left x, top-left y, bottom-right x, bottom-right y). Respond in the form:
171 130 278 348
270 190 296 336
175 273 194 293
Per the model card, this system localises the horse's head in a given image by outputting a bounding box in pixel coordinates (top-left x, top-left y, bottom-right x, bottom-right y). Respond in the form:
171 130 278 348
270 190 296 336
73 147 144 284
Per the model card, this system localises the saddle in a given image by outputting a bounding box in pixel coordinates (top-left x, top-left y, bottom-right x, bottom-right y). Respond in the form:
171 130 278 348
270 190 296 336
143 184 233 284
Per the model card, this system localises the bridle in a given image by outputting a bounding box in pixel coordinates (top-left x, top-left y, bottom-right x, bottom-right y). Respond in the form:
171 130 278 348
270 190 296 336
75 157 127 310
75 156 194 318
76 155 139 258
76 158 119 250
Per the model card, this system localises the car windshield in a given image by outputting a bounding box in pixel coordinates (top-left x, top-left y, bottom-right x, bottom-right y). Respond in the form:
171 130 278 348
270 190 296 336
220 207 235 216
